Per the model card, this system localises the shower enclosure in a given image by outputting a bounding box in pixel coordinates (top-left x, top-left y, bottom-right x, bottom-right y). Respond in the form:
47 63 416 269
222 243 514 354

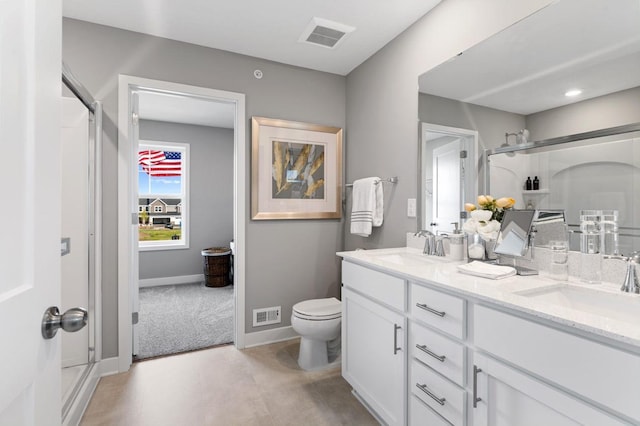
61 62 102 425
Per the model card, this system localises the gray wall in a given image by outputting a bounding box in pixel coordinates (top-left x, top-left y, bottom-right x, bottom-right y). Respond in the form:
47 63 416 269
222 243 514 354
419 93 525 192
63 19 346 357
138 120 234 280
419 93 525 153
344 0 553 250
526 86 640 140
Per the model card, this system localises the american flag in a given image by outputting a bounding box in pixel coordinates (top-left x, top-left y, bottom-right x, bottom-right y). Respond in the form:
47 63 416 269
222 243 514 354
138 150 182 176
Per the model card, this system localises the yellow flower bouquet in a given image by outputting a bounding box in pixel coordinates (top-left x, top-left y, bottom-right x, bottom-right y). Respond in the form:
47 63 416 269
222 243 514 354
462 195 515 241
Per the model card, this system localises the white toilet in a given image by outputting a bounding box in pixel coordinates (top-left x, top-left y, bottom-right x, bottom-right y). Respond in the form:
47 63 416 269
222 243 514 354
291 297 342 371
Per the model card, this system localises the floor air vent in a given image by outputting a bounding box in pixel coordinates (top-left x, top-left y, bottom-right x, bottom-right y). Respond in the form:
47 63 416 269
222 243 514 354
299 17 355 49
253 306 281 327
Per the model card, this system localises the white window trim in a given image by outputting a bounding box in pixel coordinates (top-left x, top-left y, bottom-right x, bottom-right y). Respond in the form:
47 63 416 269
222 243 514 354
138 140 190 252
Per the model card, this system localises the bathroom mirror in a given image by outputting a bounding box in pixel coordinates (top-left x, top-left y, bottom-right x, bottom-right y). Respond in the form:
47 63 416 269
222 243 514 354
531 210 567 248
417 0 640 250
494 210 536 257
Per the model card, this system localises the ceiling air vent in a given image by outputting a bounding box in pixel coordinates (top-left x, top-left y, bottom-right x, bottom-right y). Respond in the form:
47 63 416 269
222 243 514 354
299 17 355 49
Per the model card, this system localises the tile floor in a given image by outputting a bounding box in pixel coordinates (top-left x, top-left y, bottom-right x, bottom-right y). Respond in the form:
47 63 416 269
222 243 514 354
80 339 378 425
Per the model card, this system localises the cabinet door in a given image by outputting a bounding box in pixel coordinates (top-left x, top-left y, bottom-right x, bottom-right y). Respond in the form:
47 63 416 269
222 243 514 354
342 288 406 426
473 353 627 426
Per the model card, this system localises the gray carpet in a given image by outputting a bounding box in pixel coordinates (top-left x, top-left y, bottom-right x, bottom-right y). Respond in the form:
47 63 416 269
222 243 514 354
136 282 234 360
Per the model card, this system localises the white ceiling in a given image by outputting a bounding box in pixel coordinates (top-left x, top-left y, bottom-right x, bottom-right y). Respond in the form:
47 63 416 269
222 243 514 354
63 0 441 76
419 0 640 115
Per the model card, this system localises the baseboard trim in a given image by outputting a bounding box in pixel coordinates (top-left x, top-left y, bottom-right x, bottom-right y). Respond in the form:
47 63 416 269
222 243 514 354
99 356 121 376
244 326 299 348
139 274 204 288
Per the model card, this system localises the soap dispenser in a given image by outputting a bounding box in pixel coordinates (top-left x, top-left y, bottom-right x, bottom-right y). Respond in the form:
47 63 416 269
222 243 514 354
449 222 465 261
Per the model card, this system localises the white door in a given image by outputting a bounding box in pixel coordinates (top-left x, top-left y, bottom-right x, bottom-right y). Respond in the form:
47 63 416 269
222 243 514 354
432 140 461 234
0 0 62 424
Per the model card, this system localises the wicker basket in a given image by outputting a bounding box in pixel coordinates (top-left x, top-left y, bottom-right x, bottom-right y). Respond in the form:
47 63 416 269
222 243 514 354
201 247 231 287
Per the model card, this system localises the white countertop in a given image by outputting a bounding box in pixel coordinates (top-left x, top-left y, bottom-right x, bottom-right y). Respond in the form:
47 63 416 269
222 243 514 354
337 247 640 350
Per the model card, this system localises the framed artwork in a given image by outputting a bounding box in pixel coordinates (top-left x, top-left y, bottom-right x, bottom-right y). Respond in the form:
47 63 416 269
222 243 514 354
251 116 343 220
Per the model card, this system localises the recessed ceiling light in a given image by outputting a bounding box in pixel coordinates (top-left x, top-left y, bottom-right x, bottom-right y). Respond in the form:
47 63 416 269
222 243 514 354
565 89 582 97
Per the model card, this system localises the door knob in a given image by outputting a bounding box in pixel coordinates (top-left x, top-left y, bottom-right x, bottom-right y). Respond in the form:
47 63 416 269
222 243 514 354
41 306 88 339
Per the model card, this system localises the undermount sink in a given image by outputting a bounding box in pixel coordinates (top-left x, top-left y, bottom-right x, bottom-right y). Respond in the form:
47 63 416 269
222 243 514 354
368 249 450 267
516 285 640 324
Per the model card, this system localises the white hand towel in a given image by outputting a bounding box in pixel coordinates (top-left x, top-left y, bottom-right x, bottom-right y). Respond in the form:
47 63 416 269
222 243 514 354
350 177 384 237
457 261 517 280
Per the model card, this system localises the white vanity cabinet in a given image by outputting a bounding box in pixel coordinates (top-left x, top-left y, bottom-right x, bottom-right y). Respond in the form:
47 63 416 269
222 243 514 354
341 262 407 426
472 352 627 426
473 305 639 425
408 282 467 425
339 255 640 426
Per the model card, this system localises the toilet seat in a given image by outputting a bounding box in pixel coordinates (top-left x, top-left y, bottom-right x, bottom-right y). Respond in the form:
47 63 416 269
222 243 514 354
293 297 341 321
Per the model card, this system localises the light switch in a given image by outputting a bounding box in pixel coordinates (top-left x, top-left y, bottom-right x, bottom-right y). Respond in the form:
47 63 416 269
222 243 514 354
407 198 416 218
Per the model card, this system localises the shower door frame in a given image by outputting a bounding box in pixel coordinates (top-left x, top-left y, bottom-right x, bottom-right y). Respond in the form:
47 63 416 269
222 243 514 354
61 62 103 426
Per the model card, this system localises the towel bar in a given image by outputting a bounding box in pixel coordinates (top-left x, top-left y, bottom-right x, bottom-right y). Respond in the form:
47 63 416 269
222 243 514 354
345 176 398 187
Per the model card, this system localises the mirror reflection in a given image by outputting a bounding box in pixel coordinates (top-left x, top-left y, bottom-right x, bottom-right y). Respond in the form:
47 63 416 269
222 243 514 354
494 210 536 257
417 0 640 254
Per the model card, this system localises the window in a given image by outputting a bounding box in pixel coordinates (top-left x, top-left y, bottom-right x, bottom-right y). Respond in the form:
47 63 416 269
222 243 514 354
138 141 189 250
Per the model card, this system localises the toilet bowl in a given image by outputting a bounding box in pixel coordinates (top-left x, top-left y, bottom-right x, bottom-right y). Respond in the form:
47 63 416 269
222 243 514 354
291 297 342 371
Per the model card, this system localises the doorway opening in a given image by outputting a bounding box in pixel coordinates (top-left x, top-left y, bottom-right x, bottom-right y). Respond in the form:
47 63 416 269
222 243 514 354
421 122 478 234
117 76 246 371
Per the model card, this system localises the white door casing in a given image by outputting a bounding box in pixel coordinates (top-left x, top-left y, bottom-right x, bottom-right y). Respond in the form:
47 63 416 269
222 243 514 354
0 0 62 423
118 75 246 372
421 123 479 233
432 139 462 235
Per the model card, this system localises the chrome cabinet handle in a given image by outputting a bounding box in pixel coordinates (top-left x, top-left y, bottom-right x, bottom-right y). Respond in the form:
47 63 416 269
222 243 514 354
416 383 446 406
416 302 446 317
41 306 88 339
416 344 446 362
393 324 401 355
473 365 482 408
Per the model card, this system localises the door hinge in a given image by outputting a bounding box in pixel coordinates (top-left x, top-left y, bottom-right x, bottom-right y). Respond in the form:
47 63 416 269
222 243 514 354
460 150 468 159
132 212 138 225
132 312 139 325
131 112 139 126
460 211 467 219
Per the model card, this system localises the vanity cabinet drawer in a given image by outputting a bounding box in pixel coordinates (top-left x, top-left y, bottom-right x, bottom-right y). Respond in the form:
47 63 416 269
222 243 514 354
410 322 465 387
474 305 640 422
410 395 452 426
411 361 465 426
410 283 465 339
342 261 405 311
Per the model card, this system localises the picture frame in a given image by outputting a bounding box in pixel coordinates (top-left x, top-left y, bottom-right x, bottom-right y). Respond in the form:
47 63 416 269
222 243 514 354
251 116 343 220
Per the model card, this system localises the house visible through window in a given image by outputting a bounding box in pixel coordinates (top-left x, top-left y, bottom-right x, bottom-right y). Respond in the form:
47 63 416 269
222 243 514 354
138 141 189 250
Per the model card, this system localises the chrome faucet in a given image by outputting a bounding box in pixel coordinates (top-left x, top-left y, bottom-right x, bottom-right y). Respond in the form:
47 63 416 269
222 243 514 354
415 230 436 255
621 252 640 293
604 251 640 293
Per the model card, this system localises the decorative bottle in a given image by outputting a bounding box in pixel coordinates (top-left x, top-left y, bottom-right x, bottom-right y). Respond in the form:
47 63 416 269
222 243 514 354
525 176 532 190
449 222 465 261
533 176 540 190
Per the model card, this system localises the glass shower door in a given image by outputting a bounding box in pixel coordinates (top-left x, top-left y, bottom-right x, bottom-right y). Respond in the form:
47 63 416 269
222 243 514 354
60 95 96 418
